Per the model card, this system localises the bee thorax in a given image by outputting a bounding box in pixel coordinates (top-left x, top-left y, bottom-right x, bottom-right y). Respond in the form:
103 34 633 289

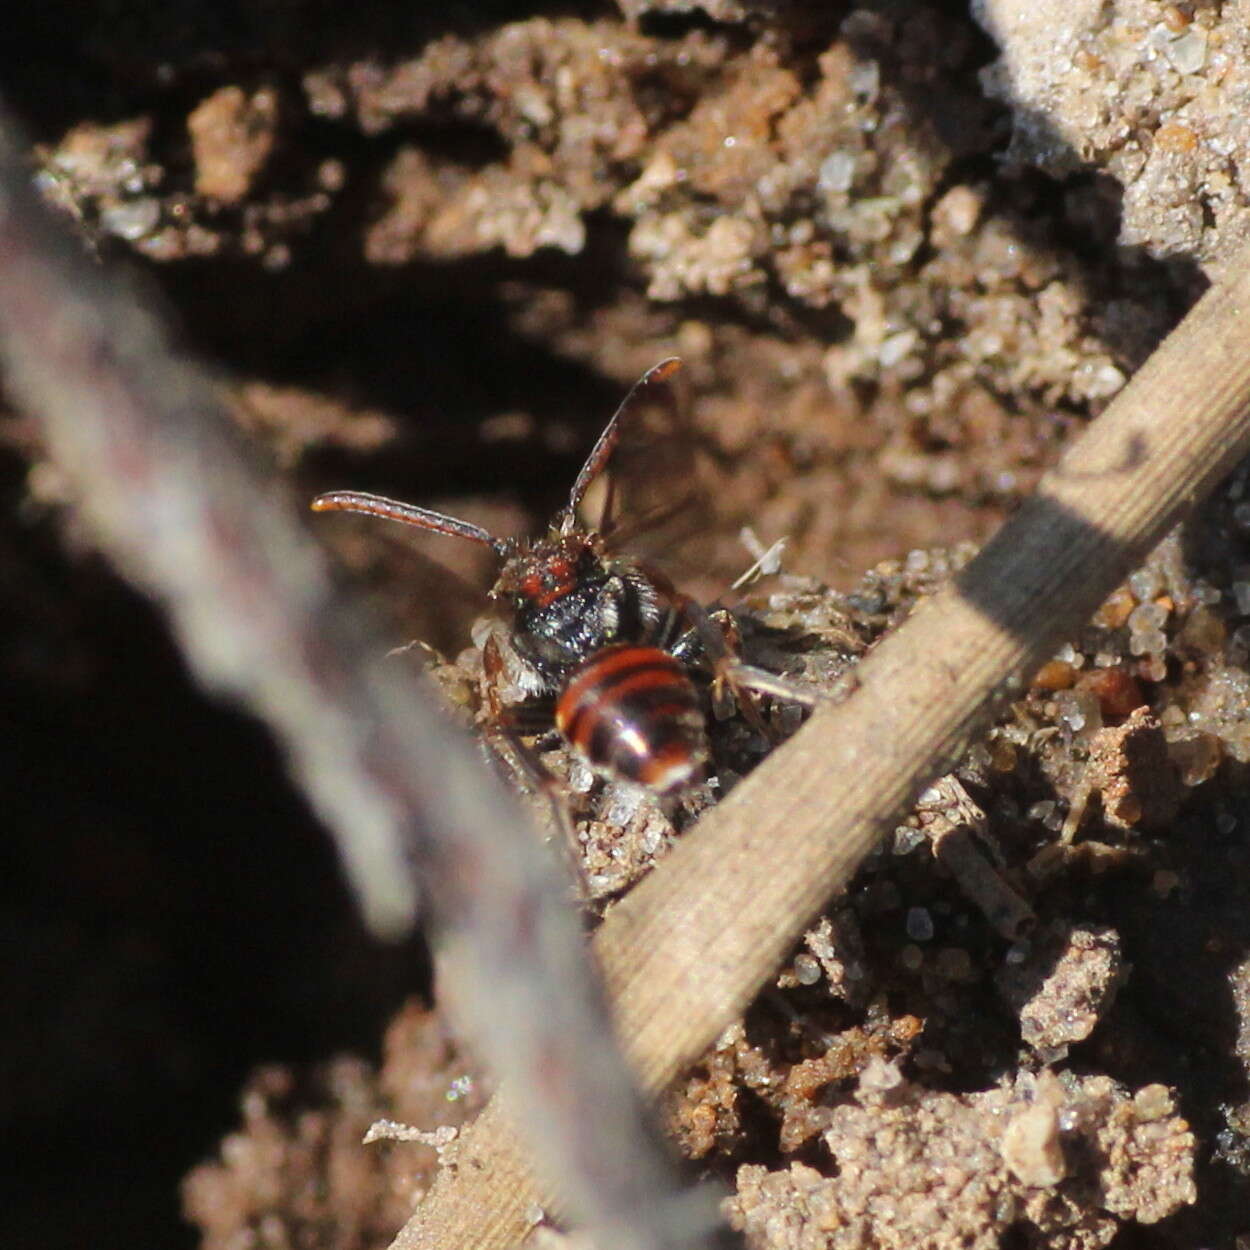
506 553 663 684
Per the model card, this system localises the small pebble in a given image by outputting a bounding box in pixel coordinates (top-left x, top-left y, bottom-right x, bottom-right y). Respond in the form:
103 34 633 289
1128 568 1162 601
793 953 822 985
893 825 926 855
1096 586 1136 629
1033 659 1077 691
906 906 935 942
818 151 856 194
100 196 160 240
1133 1084 1174 1122
1165 27 1207 74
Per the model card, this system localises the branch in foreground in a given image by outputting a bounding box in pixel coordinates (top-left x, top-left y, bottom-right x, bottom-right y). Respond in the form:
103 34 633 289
0 105 719 1250
397 254 1250 1243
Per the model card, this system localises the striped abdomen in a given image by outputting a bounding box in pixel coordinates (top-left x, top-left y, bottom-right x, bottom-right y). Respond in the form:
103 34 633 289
555 644 708 792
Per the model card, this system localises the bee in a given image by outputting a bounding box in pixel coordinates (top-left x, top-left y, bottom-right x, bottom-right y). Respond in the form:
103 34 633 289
312 358 789 795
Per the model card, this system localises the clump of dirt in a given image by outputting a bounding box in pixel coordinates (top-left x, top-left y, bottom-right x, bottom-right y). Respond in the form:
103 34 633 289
729 1071 1195 1250
974 0 1250 276
20 2 1202 601
183 1004 485 1250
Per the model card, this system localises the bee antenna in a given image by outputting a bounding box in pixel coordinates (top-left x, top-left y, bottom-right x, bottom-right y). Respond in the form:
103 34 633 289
559 356 682 534
311 491 512 556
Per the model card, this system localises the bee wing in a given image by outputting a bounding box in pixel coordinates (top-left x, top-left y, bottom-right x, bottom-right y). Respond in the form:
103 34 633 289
565 358 682 525
575 362 718 591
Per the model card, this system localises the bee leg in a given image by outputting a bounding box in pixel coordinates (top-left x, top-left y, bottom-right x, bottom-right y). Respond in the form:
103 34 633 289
664 596 770 735
481 634 590 900
720 661 823 708
704 610 766 728
672 597 824 740
482 722 592 903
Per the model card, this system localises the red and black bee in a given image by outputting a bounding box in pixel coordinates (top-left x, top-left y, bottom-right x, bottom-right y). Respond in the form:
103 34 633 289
312 359 782 794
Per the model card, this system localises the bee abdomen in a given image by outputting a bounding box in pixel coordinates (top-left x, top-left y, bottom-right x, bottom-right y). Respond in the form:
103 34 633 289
555 644 707 792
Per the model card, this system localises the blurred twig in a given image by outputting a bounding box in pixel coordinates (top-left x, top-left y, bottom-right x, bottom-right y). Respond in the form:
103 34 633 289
397 259 1250 1242
0 105 722 1250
